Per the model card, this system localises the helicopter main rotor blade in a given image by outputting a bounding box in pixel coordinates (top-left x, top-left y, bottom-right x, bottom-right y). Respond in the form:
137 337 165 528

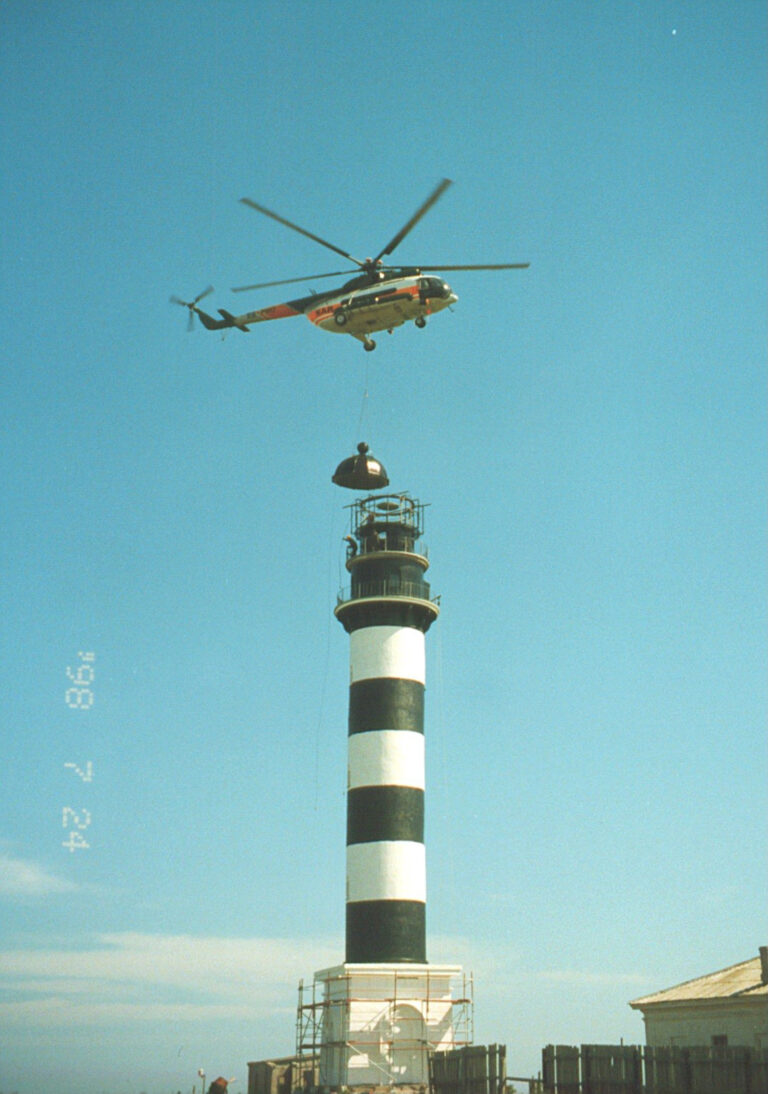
373 178 453 264
231 269 355 293
240 198 365 267
416 262 530 271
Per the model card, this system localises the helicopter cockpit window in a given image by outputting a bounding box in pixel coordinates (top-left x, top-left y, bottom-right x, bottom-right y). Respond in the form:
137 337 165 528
421 277 451 299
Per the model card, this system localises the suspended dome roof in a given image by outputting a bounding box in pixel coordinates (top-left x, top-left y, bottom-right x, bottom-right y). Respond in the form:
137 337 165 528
332 442 389 491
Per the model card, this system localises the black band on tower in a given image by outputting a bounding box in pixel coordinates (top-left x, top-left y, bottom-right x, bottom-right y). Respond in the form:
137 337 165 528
348 677 425 735
347 785 424 844
337 600 437 634
346 900 427 964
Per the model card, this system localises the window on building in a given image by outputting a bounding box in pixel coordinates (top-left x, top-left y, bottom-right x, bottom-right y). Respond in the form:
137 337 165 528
711 1035 728 1049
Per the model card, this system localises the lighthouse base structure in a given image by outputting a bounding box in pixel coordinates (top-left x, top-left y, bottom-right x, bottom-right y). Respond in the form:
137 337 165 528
304 963 471 1090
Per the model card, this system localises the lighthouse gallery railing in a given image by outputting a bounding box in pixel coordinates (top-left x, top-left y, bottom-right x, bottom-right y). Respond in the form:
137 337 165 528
337 576 438 605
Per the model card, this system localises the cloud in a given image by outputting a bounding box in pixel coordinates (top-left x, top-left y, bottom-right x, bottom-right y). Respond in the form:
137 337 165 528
0 929 647 1043
2 932 339 989
0 996 259 1027
0 931 340 1028
0 852 77 897
429 935 646 989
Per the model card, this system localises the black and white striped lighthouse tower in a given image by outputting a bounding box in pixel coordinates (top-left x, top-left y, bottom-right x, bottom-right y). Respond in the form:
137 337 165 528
308 445 467 1091
336 489 438 965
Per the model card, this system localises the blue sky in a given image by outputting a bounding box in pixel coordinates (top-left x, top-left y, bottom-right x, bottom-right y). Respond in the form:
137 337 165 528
1 2 766 1092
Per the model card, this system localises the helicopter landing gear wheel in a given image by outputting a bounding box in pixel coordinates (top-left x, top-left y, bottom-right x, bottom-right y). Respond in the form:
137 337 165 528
334 308 348 327
415 316 427 329
363 338 376 352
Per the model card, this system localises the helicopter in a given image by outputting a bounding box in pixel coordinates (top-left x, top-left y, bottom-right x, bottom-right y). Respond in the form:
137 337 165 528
171 178 529 351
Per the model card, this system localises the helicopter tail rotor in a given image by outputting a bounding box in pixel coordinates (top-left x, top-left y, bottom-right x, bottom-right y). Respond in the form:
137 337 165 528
170 285 215 330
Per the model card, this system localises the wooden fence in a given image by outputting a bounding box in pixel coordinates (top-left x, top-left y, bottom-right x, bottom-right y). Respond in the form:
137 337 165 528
542 1043 768 1094
430 1044 507 1094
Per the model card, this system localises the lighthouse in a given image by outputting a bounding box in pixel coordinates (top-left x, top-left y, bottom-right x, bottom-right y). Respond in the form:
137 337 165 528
337 489 436 964
299 446 470 1091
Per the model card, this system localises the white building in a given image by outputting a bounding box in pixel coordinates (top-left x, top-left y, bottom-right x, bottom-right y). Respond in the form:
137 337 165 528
630 947 768 1049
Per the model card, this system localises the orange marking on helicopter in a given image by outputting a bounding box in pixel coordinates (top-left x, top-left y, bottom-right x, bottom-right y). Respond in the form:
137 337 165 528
259 303 301 319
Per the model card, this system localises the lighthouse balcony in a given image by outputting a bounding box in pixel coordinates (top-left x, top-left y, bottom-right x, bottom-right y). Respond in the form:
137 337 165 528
337 576 436 605
335 578 440 632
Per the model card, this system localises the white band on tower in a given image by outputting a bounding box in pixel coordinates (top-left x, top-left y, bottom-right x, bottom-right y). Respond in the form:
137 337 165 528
347 841 427 902
348 729 425 791
350 625 426 684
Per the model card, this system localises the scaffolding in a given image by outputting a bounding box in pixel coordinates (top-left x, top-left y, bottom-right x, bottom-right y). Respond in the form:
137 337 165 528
296 968 474 1090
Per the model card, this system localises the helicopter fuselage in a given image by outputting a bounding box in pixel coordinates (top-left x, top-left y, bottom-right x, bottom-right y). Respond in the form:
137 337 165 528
195 272 459 348
307 273 457 338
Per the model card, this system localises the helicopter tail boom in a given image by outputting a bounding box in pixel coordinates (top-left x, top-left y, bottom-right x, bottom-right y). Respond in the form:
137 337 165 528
218 309 252 332
192 307 230 331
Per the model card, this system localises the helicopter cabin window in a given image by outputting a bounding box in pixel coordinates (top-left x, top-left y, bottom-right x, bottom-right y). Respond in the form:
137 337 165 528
351 293 374 308
353 287 398 308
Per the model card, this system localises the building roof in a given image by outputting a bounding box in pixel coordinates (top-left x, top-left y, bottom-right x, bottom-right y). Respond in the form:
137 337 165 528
630 952 768 1009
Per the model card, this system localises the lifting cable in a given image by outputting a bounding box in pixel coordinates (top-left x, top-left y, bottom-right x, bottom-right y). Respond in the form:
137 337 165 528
355 354 371 442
